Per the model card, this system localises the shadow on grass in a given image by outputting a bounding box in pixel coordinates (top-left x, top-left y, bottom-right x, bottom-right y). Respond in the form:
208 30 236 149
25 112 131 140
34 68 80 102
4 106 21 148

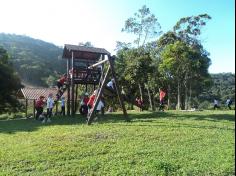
97 111 235 131
171 111 235 122
97 111 235 124
0 115 87 134
0 110 234 134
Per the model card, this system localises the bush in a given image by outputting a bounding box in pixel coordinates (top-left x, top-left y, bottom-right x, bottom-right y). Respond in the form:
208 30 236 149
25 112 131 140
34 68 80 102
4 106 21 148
198 101 211 110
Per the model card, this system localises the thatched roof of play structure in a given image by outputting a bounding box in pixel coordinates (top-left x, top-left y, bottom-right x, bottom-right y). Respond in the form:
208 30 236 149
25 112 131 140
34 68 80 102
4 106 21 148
18 87 67 100
62 44 110 60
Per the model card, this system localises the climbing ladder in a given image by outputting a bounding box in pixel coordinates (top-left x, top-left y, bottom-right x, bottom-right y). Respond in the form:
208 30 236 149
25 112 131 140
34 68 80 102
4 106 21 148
86 56 129 125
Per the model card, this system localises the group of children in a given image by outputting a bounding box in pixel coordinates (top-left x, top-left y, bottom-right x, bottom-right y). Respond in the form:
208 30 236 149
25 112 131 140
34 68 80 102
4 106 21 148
213 97 233 110
34 74 67 123
35 93 65 123
80 90 105 117
34 74 114 123
135 88 166 112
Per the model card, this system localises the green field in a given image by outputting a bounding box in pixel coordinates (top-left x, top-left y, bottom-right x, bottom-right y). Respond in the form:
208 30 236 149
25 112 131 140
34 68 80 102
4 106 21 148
0 110 235 175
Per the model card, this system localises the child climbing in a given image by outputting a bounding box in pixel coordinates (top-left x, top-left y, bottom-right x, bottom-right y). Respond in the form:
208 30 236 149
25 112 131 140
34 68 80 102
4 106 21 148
56 89 64 101
57 73 67 90
87 90 97 112
56 73 67 101
106 78 116 95
87 89 106 118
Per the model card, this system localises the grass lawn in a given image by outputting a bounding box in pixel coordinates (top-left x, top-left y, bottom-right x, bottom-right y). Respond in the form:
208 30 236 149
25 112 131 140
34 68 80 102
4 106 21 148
0 110 235 175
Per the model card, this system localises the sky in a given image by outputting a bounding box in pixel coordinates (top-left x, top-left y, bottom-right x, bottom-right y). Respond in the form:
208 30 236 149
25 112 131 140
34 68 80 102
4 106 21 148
0 0 235 73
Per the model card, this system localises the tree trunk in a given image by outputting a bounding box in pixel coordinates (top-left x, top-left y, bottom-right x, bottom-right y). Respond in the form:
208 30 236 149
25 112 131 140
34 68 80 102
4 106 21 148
138 83 143 101
189 82 192 109
177 80 181 110
167 84 171 110
152 94 156 111
184 81 188 110
146 84 153 111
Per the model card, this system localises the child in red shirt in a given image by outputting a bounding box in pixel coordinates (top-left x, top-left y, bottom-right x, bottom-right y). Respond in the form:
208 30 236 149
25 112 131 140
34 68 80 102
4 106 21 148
79 93 89 115
159 88 166 111
57 74 67 90
87 90 97 110
35 96 45 120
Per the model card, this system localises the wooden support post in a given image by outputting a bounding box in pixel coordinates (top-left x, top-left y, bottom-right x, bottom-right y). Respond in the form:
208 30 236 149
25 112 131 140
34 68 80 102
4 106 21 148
33 99 36 119
25 99 28 118
75 84 78 112
87 66 110 125
71 51 75 116
67 57 71 116
56 102 58 115
108 56 129 121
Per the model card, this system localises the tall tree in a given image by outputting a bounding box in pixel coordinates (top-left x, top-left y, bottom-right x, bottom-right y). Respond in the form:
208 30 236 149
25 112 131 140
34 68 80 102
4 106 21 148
0 47 22 113
122 5 162 47
159 41 211 110
159 41 190 109
121 5 162 108
173 14 211 45
173 14 212 109
156 32 181 108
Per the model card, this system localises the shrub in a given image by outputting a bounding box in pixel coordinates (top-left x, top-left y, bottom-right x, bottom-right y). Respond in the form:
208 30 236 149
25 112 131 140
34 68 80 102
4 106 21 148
198 101 211 110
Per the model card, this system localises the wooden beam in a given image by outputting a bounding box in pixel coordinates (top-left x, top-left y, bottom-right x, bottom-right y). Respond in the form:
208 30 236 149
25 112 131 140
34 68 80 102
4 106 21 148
87 65 110 125
71 51 75 116
88 58 108 69
56 102 58 115
67 57 71 116
25 99 28 118
33 99 36 119
75 84 79 112
108 56 129 121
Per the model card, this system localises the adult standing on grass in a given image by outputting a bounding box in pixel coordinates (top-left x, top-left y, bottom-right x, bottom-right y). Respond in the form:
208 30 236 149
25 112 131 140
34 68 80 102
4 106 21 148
35 96 45 120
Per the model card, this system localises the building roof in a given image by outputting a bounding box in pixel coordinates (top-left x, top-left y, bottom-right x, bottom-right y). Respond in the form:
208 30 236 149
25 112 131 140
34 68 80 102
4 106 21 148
62 44 110 60
19 87 67 100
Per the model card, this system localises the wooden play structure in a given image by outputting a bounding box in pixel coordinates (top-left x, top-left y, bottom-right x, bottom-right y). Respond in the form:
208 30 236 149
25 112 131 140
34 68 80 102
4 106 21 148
62 44 128 124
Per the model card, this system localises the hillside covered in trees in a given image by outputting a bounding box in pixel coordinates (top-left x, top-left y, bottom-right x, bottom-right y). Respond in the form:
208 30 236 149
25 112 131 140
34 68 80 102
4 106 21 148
0 33 66 87
199 73 235 106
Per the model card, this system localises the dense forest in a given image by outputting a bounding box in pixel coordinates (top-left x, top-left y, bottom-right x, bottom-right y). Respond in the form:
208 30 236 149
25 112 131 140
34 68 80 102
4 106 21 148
199 73 235 108
0 33 65 86
0 6 235 112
